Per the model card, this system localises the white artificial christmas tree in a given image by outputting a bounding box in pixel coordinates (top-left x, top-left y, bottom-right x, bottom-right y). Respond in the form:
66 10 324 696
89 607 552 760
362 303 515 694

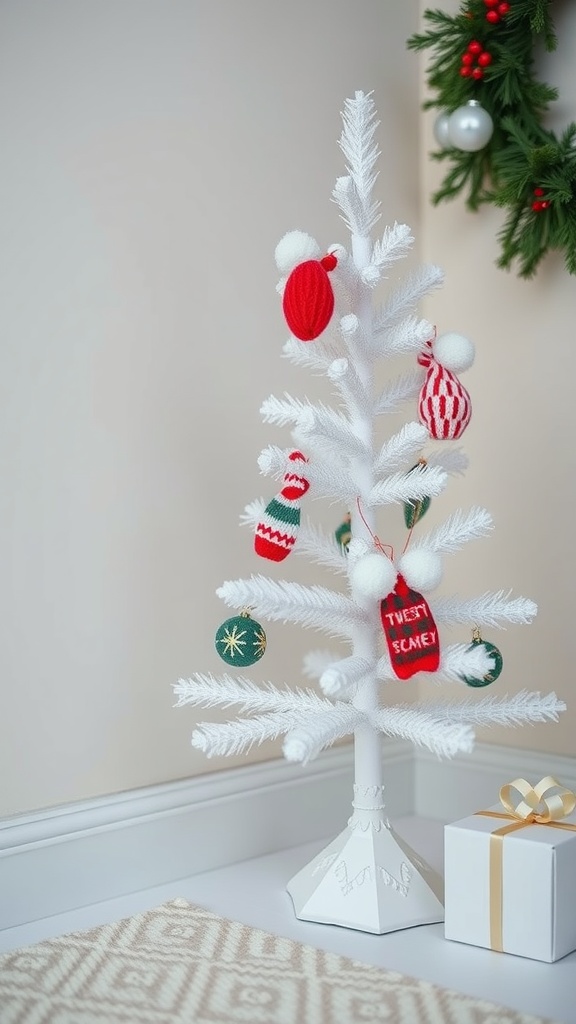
174 91 565 935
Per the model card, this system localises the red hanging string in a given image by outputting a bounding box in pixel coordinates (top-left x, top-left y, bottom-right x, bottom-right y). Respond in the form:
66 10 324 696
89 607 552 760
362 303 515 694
355 497 394 562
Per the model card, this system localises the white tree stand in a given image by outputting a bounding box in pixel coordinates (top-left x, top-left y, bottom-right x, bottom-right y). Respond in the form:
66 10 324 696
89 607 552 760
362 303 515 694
287 721 443 933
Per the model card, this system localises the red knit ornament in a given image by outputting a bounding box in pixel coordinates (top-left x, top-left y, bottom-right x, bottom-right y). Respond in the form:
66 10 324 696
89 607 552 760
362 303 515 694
417 340 472 440
282 254 338 341
380 575 440 680
254 451 310 562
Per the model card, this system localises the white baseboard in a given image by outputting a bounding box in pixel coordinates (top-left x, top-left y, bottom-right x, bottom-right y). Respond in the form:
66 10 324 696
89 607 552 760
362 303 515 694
415 741 576 823
1 739 573 931
0 740 412 930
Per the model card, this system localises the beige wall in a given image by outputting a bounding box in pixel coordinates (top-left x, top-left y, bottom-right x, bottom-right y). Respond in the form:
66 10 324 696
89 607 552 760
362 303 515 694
2 2 573 820
418 0 576 756
0 0 422 817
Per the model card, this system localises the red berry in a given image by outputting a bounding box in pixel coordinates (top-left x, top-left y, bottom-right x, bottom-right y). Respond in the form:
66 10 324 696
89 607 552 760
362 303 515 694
532 201 543 212
486 10 500 22
472 67 484 79
541 201 550 209
478 51 492 66
461 52 474 65
460 66 472 77
484 0 499 6
498 1 510 13
468 40 483 54
533 187 544 197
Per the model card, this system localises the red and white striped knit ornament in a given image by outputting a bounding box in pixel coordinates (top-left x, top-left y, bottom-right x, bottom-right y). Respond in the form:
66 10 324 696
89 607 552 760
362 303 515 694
254 451 310 562
418 339 472 441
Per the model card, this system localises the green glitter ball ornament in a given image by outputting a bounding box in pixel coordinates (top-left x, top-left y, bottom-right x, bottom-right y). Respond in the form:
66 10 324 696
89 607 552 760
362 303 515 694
214 611 267 667
462 628 503 688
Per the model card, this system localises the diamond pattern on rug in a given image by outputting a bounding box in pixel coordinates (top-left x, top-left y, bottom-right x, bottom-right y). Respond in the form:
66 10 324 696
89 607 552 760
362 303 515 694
0 899 560 1024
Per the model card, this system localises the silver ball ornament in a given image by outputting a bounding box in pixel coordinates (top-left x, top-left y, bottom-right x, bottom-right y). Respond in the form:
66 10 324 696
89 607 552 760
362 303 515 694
447 100 494 153
433 112 452 148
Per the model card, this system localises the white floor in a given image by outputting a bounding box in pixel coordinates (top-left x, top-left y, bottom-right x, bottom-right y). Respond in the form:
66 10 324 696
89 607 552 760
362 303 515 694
1 817 574 1023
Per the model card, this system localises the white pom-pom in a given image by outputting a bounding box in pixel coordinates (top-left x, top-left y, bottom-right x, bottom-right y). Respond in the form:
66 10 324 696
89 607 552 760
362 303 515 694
433 332 475 373
327 358 348 381
398 549 443 593
275 231 321 275
319 668 350 699
283 735 308 763
350 553 397 601
328 243 347 262
340 314 359 337
361 264 381 287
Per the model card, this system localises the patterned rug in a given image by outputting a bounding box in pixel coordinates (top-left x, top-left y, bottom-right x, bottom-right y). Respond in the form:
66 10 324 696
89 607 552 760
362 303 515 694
0 898 559 1024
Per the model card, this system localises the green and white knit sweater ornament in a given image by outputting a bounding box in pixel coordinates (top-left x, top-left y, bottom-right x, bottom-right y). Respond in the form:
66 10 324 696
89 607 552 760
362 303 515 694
254 450 309 562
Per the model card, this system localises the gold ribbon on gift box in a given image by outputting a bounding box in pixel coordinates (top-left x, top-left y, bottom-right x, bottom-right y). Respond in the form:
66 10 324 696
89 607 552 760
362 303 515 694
475 776 576 953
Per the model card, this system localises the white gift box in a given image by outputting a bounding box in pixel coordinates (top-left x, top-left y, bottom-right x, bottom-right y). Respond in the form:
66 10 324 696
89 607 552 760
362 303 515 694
444 803 576 962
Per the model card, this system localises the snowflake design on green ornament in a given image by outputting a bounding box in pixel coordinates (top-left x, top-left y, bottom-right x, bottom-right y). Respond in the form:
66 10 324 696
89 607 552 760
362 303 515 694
214 613 267 667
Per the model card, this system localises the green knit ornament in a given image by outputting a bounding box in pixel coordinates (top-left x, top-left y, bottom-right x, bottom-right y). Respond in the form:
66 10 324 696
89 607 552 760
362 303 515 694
215 612 267 667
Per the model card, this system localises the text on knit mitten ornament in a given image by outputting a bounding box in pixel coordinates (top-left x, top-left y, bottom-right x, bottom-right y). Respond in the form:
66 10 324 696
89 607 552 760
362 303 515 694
380 574 440 680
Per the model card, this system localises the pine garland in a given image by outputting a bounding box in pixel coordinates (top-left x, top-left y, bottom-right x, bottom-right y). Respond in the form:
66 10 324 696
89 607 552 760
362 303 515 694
408 0 576 277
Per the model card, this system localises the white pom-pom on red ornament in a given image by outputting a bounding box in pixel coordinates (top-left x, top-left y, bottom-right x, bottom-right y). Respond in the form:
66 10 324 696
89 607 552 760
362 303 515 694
275 231 321 275
433 332 475 374
349 552 397 602
397 549 443 593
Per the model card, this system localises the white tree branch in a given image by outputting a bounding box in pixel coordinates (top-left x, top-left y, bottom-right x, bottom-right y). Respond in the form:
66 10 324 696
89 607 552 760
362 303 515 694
411 507 494 555
373 265 444 332
192 712 297 758
368 465 447 507
174 673 327 715
327 357 372 421
374 422 428 474
373 369 425 415
432 591 538 628
320 655 373 698
420 690 566 728
283 704 364 763
217 576 365 639
371 705 475 758
375 316 434 357
426 447 469 476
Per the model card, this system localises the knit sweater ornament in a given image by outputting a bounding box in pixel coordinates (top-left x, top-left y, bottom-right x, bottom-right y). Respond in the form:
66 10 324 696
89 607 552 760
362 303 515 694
380 574 440 679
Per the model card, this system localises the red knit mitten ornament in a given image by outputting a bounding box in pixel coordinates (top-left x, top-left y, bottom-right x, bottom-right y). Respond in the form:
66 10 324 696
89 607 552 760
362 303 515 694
380 574 440 679
418 338 472 440
255 451 310 562
282 253 338 341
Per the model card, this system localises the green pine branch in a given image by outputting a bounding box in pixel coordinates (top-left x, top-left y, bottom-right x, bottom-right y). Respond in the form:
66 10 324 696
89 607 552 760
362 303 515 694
409 0 576 277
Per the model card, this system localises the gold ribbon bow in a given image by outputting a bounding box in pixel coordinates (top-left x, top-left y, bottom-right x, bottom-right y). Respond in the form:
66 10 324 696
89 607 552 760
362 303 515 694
475 777 576 953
